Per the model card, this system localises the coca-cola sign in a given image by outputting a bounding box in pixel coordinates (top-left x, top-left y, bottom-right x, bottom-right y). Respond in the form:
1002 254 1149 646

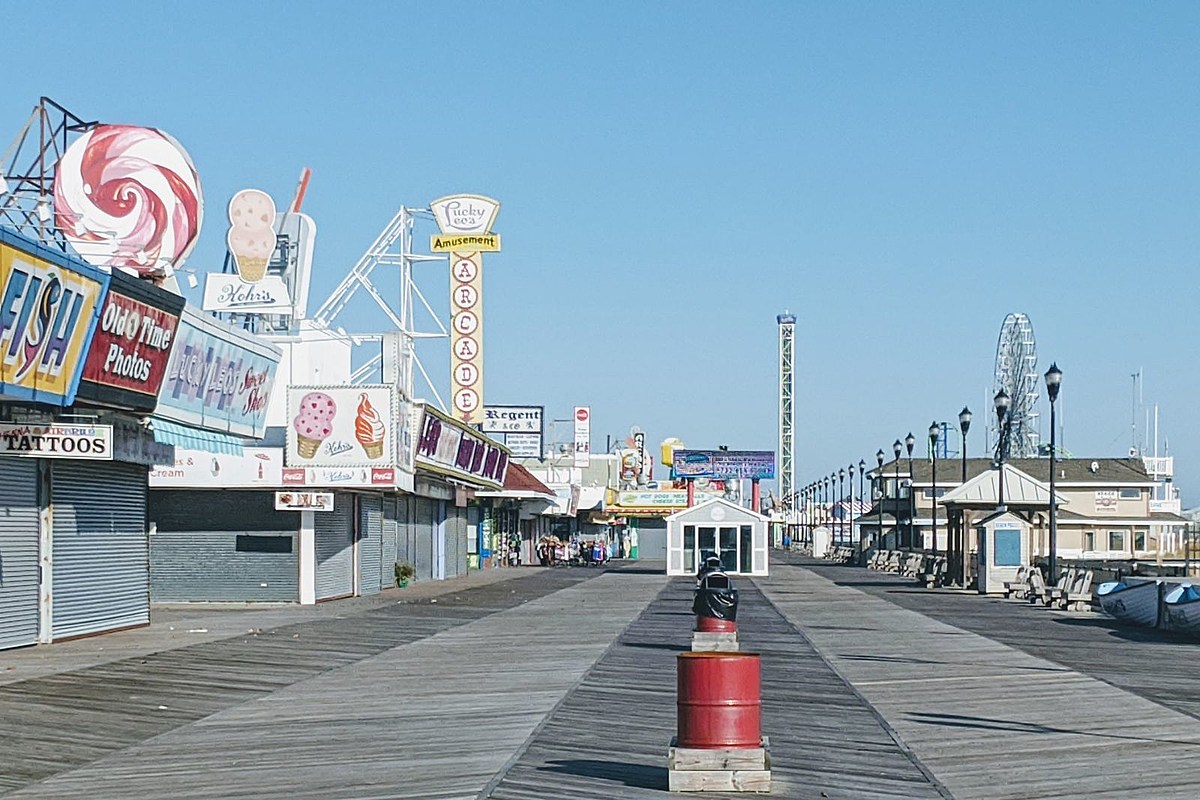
77 269 184 411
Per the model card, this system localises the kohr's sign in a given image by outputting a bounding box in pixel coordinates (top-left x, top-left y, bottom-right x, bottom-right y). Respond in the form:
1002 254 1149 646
0 228 107 405
156 306 281 438
77 268 184 411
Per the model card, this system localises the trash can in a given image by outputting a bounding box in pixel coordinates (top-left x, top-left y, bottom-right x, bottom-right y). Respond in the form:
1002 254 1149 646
677 651 762 748
693 570 739 633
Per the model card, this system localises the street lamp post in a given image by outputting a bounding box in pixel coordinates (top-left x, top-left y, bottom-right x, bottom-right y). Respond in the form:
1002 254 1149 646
823 476 831 535
957 407 972 583
875 449 885 551
893 439 903 549
929 422 940 556
858 459 866 546
958 407 972 482
1045 363 1063 584
904 433 915 548
848 463 857 549
838 468 846 545
994 389 1012 510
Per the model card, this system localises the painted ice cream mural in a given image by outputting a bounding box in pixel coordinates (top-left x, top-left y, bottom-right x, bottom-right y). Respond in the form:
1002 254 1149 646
226 189 277 283
293 391 336 459
355 393 386 460
53 124 203 276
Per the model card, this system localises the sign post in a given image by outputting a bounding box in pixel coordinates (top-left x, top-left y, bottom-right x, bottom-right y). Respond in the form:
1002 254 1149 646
430 195 500 425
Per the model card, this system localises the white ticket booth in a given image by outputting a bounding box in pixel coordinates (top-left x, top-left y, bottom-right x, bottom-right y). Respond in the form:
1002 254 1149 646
666 498 769 577
975 509 1030 594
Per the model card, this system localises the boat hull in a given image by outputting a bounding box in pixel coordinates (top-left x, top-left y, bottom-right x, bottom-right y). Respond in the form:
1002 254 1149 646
1096 580 1162 628
1163 583 1200 634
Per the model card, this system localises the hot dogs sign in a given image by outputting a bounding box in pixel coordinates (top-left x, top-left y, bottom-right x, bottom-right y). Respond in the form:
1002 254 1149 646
287 386 398 468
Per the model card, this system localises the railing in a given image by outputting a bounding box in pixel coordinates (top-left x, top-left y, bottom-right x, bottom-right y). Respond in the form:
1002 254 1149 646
1142 456 1174 479
1150 498 1182 514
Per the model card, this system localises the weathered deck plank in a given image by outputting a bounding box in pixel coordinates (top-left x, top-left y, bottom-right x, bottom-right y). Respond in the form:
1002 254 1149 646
760 560 1200 800
484 578 948 799
0 568 600 796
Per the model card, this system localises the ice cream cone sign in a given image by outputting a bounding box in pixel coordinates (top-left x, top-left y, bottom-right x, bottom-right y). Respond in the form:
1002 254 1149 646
227 189 277 283
355 393 387 460
293 391 336 459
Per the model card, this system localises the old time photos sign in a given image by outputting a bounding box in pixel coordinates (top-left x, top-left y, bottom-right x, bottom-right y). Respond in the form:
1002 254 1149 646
431 194 500 425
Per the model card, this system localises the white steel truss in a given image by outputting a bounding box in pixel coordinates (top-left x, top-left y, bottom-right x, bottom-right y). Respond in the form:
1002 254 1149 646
777 312 796 514
312 206 449 408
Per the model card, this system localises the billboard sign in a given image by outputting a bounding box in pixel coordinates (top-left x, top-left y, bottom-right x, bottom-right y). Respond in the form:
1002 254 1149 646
0 422 112 460
0 228 108 405
54 124 203 276
202 274 292 313
156 306 280 437
671 450 776 481
287 386 397 468
77 268 184 411
415 404 508 488
432 194 500 426
481 405 543 434
150 446 283 488
274 491 334 512
573 406 590 467
504 432 542 458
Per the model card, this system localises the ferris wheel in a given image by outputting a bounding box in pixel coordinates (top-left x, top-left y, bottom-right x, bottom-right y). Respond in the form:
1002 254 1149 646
992 312 1040 458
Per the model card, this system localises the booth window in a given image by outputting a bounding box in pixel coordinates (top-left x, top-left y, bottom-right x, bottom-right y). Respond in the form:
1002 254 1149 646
1119 488 1140 500
739 525 752 573
683 525 696 572
1133 530 1147 551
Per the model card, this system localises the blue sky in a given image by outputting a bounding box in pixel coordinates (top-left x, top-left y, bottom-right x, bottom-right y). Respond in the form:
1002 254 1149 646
3 2 1199 498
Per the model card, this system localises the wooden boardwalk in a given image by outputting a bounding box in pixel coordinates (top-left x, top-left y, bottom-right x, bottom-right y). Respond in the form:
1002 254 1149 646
485 577 948 799
797 556 1200 720
0 568 611 798
761 557 1200 800
6 555 1199 798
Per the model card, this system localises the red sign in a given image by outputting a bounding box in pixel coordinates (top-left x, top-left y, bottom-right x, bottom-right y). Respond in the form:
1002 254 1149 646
576 407 589 422
77 271 183 410
282 468 306 485
371 467 395 485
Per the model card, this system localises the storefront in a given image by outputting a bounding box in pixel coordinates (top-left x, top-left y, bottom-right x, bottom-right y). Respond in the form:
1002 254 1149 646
0 229 181 648
413 403 509 576
476 463 557 567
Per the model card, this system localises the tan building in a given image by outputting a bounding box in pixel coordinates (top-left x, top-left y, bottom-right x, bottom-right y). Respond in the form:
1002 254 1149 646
859 457 1187 578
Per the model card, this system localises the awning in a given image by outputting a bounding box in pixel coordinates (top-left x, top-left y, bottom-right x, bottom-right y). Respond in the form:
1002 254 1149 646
151 418 246 456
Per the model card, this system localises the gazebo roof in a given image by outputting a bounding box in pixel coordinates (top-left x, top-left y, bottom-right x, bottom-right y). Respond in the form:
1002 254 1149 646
939 464 1068 509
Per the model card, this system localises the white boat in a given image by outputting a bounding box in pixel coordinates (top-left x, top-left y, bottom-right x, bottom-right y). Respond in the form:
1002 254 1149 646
1162 583 1200 635
1096 579 1162 628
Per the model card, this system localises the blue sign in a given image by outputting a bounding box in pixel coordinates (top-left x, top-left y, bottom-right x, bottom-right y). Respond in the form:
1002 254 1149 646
671 450 776 481
0 227 109 406
156 306 280 437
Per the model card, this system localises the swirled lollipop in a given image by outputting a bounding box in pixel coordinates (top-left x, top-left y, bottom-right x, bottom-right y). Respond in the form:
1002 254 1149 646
53 124 203 276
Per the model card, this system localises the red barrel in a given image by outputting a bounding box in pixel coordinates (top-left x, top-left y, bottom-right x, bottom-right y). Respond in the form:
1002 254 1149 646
695 615 737 633
677 652 761 748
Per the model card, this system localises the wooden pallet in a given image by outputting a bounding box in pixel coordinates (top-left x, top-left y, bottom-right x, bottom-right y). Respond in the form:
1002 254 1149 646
667 736 770 793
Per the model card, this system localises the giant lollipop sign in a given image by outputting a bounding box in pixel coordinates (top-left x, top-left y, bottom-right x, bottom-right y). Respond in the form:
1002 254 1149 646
53 124 203 277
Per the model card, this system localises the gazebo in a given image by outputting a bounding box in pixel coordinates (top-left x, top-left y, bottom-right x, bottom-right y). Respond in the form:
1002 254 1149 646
938 463 1066 590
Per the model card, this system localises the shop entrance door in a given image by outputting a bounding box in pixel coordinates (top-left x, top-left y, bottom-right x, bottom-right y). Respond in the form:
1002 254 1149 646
689 525 745 574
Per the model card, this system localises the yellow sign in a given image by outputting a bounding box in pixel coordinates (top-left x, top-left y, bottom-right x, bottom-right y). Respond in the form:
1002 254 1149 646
0 236 105 405
430 234 501 253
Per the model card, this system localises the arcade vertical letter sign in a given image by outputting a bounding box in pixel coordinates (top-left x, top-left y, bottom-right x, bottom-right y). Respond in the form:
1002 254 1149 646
430 195 501 425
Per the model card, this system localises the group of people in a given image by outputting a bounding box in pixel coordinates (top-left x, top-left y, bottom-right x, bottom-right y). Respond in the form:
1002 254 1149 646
536 534 613 567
